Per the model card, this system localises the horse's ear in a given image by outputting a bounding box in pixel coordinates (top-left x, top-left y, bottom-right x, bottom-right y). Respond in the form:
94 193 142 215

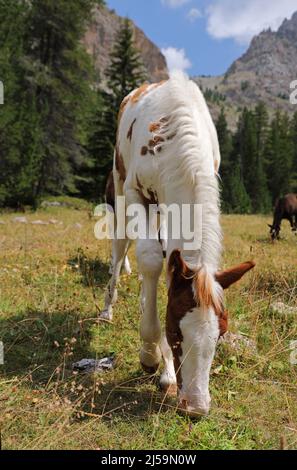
168 249 188 277
215 261 255 290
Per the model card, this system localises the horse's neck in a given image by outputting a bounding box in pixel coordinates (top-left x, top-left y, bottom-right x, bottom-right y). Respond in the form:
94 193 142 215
166 185 201 267
164 177 221 271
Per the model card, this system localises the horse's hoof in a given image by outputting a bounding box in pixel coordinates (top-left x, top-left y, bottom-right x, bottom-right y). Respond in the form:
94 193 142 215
140 362 159 374
99 309 113 322
160 383 178 397
178 400 209 418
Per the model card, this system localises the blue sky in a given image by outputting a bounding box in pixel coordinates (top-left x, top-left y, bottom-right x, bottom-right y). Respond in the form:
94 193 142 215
106 0 297 77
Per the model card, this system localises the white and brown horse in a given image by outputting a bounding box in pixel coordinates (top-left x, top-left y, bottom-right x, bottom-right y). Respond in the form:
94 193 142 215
101 72 255 416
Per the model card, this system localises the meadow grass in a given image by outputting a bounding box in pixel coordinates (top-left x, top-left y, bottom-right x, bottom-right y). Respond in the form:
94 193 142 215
0 207 297 450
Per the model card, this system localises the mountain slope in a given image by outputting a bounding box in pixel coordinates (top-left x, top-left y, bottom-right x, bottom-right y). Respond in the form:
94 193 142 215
194 12 297 129
83 5 168 83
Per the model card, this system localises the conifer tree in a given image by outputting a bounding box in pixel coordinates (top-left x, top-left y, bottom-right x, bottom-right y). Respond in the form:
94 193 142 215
0 0 32 207
106 18 146 111
252 103 271 212
290 112 297 192
215 108 233 211
266 111 293 202
0 0 99 207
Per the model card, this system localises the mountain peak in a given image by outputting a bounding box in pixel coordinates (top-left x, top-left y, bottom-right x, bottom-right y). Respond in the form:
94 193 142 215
278 11 297 41
194 10 297 130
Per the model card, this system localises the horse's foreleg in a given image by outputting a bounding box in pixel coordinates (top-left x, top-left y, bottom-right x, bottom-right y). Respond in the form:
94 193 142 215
159 335 177 395
137 238 163 373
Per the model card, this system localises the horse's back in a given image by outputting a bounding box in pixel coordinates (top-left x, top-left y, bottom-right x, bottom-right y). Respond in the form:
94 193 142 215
115 73 220 197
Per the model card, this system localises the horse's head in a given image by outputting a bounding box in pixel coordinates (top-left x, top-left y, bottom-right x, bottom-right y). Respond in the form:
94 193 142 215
167 250 255 417
268 223 280 241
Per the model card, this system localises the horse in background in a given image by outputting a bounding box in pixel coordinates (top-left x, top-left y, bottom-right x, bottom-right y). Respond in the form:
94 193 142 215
269 193 297 240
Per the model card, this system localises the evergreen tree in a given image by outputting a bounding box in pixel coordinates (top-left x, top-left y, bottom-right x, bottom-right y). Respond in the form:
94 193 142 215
25 0 97 199
290 112 297 192
0 0 32 207
106 18 146 111
226 163 252 214
252 103 271 212
0 0 99 207
215 108 233 211
266 111 293 202
232 107 270 212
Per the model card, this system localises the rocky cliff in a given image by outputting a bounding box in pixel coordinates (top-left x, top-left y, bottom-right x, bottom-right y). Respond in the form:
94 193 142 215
194 11 297 129
83 5 168 83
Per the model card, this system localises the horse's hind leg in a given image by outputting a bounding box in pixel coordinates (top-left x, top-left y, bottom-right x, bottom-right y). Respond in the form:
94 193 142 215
101 170 129 321
123 254 132 274
101 238 130 321
109 240 132 275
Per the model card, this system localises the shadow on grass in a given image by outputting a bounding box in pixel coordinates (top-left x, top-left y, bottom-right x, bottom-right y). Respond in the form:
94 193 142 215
0 308 93 383
74 370 178 422
68 248 110 288
0 308 174 421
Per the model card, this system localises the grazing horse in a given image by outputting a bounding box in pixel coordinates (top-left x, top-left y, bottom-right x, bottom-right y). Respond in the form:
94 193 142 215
268 193 297 240
101 72 255 416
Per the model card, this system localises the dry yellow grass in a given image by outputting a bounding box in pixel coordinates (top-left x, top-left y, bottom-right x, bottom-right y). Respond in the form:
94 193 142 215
0 207 297 449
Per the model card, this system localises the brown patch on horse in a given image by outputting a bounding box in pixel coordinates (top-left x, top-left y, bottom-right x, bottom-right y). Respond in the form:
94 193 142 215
118 95 130 125
153 136 165 144
147 188 158 205
149 122 161 133
127 118 137 141
141 146 148 156
214 160 219 173
130 83 150 104
115 146 126 182
105 171 115 210
151 80 167 90
149 116 169 134
166 251 196 388
137 185 158 207
148 136 165 152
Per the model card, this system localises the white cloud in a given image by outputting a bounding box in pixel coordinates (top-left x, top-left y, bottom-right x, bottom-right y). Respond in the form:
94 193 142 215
161 47 192 72
187 8 202 22
206 0 297 44
161 0 191 9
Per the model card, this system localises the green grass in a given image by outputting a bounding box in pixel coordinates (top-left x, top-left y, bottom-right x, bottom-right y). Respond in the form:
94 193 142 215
0 208 297 449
